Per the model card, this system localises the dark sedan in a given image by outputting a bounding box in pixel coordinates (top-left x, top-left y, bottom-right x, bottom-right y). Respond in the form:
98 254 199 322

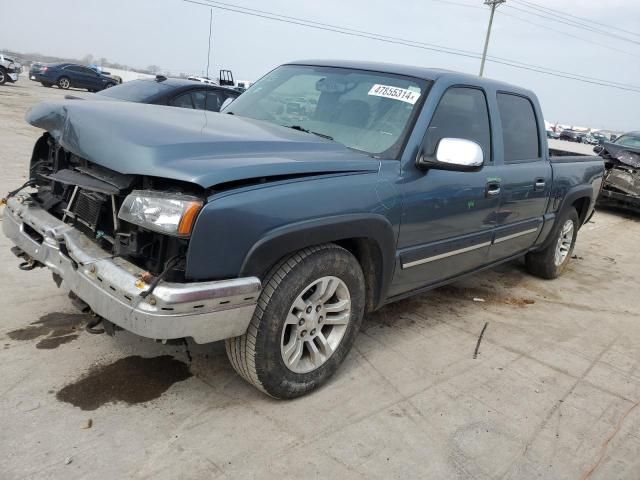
560 129 585 143
70 76 240 112
30 63 117 91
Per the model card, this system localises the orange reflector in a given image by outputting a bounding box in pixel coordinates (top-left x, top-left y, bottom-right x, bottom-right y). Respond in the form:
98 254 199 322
177 201 202 236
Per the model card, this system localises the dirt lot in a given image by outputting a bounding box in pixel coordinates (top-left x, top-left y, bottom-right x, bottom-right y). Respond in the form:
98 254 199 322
1 78 640 480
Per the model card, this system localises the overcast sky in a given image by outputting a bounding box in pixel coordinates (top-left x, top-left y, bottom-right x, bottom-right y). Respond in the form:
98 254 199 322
4 0 640 131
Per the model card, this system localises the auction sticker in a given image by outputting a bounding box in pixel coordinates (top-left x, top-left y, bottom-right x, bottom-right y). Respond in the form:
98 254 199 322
368 84 421 104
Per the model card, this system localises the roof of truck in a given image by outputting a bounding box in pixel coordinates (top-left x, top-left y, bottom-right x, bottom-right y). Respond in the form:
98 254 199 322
288 59 534 95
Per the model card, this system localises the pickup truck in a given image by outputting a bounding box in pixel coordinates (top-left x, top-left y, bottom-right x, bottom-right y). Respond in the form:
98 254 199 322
3 60 604 398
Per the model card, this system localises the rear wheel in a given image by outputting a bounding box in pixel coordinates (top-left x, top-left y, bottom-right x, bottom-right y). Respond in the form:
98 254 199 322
57 76 70 89
0 68 6 86
526 207 579 279
226 244 365 398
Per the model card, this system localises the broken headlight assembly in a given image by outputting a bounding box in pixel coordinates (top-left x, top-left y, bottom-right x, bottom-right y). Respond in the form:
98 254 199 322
118 190 202 237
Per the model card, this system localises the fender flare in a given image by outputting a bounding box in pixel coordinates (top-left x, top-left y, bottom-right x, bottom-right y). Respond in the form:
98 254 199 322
538 185 594 251
239 213 397 308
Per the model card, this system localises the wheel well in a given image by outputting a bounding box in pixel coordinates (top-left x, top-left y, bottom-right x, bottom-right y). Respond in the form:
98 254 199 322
334 238 383 313
572 197 591 227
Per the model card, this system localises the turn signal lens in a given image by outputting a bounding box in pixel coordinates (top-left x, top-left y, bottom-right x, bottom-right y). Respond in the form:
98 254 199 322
177 201 202 236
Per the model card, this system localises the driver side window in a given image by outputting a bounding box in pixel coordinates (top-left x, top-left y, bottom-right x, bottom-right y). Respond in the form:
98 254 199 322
425 87 491 162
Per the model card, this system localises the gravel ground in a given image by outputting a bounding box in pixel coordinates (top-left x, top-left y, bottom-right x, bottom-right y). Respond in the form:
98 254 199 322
1 77 640 480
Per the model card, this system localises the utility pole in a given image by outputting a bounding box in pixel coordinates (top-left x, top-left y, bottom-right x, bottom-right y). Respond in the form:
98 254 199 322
206 8 213 79
479 0 505 77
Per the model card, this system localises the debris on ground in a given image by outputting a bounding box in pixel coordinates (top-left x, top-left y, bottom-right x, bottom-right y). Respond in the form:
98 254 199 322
473 322 489 359
64 457 73 465
81 418 93 429
473 297 486 302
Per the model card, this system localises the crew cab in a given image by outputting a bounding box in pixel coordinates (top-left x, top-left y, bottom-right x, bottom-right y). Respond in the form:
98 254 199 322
3 60 604 398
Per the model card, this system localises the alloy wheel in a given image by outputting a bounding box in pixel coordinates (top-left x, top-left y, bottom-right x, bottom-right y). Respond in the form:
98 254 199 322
280 276 351 374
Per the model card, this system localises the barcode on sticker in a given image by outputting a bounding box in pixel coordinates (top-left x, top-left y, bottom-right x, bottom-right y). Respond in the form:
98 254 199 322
368 84 421 104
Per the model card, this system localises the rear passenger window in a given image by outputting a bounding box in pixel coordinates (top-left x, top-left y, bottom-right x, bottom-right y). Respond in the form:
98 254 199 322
425 87 491 162
169 93 194 109
497 93 540 161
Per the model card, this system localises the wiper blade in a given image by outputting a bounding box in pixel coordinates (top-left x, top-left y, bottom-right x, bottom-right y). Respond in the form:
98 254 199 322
285 125 333 141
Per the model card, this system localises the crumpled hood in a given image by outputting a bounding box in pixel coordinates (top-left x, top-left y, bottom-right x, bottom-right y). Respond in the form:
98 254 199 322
26 100 380 188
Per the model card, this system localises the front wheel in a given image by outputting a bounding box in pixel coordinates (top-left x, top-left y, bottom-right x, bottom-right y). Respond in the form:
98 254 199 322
226 244 365 398
526 207 579 279
0 68 6 85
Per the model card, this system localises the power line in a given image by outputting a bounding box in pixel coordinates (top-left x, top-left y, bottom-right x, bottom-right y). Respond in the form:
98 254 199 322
182 0 640 93
506 3 640 47
513 0 640 39
497 9 640 59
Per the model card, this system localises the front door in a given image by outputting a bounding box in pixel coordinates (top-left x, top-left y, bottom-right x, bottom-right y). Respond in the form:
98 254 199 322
391 86 500 297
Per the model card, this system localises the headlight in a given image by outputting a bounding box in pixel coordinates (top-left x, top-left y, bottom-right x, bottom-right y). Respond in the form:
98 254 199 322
118 190 203 237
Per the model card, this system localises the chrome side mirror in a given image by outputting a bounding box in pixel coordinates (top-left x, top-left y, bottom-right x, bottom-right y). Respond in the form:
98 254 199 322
417 138 484 171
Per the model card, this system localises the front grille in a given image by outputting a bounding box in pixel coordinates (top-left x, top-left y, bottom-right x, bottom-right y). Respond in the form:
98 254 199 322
73 190 108 231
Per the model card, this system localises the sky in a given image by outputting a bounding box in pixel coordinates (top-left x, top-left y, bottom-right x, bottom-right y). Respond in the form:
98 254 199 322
3 0 640 131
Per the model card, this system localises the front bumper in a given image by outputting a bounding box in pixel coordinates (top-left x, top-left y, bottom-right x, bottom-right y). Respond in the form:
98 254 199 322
7 72 19 82
2 195 261 344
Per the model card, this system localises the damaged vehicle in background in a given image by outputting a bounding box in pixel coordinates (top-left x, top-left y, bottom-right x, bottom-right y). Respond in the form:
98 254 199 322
0 53 22 85
595 131 640 213
3 60 603 398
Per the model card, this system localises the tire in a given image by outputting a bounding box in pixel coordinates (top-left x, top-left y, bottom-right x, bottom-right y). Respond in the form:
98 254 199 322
57 76 70 89
526 207 579 279
0 68 6 86
226 244 365 399
104 82 115 89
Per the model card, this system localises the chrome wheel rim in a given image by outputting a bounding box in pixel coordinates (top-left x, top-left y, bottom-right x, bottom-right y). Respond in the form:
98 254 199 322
554 219 574 266
280 276 351 374
60 78 69 88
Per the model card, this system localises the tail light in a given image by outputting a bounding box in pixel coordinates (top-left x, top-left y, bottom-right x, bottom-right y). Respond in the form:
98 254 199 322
42 66 48 72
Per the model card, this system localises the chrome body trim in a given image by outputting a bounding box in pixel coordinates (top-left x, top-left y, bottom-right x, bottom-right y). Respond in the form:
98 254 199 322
3 196 261 344
402 241 491 269
493 227 539 244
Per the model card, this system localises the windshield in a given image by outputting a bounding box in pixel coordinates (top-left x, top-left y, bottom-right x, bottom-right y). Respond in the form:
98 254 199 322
224 65 430 158
614 134 640 148
96 79 173 102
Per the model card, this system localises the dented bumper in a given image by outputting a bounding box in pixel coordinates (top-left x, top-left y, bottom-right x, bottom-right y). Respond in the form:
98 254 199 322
2 195 261 344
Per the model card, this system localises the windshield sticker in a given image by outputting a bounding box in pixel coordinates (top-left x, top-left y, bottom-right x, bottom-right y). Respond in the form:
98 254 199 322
368 84 421 104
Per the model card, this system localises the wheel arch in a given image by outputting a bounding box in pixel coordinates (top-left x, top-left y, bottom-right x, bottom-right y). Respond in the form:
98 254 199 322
239 214 397 312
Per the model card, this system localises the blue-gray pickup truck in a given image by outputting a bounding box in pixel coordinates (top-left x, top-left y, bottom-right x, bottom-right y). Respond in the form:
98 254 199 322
3 60 604 398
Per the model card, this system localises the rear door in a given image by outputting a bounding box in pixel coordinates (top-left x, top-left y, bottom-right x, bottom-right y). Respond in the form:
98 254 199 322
391 86 500 296
488 93 551 261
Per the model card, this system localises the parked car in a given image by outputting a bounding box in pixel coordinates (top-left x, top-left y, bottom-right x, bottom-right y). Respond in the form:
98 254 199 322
0 53 22 85
29 63 117 91
88 65 122 85
66 76 240 112
4 60 604 398
595 131 640 212
546 129 560 139
560 129 585 142
582 134 599 145
187 76 217 85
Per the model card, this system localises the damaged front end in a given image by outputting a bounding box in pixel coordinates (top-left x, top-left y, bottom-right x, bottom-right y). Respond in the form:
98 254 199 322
3 132 261 344
597 144 640 213
27 132 201 280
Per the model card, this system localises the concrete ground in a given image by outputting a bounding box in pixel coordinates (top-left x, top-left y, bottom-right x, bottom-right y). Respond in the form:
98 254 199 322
1 77 640 480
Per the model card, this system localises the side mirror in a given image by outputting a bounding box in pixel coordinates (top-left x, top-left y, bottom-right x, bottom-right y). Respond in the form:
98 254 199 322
417 138 484 171
593 145 604 154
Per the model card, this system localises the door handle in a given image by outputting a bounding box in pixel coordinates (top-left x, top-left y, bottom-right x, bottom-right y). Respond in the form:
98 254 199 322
485 181 501 198
534 178 546 191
